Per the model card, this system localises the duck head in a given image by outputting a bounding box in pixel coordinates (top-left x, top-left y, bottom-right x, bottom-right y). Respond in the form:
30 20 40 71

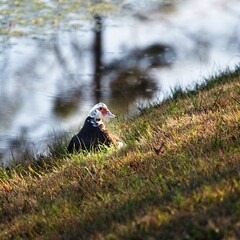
88 102 116 119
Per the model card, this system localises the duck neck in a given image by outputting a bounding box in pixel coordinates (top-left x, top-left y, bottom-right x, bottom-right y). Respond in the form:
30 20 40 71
86 116 102 127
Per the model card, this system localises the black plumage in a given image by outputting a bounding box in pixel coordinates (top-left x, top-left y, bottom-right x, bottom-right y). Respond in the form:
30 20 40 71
67 116 112 153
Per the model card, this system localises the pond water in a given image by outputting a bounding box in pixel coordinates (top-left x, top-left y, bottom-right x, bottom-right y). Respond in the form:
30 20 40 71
0 0 240 165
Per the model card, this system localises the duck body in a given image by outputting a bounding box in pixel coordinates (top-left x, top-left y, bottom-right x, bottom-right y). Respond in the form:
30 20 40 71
68 117 112 152
67 103 116 153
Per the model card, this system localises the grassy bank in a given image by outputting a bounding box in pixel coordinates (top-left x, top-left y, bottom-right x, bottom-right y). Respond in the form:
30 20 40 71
0 66 240 239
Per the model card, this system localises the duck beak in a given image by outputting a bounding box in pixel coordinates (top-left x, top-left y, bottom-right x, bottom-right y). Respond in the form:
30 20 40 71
105 111 116 118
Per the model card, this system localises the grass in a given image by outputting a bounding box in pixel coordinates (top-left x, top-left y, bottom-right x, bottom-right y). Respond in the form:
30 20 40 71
0 66 240 239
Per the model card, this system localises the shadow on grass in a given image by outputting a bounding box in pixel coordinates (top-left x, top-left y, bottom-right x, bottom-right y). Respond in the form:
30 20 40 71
57 154 240 239
124 191 240 240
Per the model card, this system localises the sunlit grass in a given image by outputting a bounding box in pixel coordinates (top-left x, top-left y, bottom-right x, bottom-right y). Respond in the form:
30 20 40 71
0 66 240 239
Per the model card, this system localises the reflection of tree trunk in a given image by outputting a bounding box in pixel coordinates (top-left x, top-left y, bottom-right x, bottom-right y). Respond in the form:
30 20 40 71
93 14 102 102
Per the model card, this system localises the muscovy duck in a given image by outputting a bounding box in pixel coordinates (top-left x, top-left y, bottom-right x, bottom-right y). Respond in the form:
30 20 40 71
68 103 116 153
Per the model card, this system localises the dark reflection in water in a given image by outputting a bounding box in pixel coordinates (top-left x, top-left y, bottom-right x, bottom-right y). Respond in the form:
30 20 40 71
93 14 103 102
110 69 157 101
0 0 240 165
53 88 82 118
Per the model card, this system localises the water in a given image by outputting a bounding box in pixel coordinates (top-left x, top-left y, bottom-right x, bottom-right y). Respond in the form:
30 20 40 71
0 0 240 165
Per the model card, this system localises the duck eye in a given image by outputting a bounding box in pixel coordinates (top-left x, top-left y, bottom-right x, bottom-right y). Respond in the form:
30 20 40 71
99 107 103 111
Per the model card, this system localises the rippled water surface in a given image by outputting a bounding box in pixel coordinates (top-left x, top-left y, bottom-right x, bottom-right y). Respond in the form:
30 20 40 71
0 0 240 164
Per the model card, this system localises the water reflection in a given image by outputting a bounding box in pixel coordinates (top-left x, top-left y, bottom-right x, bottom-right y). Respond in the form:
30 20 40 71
53 88 82 118
0 0 240 165
110 68 157 100
93 14 103 103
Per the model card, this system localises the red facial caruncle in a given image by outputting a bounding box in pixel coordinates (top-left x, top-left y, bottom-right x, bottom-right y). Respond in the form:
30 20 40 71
97 107 108 116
